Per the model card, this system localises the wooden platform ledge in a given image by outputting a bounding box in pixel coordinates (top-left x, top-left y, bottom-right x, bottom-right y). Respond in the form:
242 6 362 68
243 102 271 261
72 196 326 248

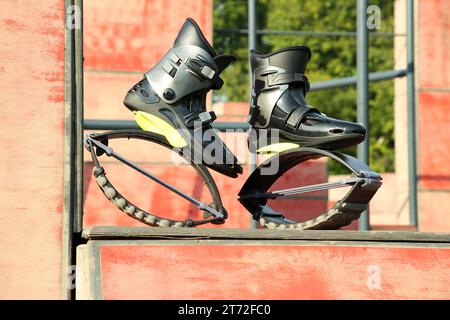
82 226 450 243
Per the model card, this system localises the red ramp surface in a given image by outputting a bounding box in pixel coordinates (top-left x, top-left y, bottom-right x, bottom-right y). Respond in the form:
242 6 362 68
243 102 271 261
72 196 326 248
77 227 450 300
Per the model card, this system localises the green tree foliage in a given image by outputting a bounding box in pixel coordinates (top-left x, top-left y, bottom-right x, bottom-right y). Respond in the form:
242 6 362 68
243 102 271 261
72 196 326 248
213 0 395 173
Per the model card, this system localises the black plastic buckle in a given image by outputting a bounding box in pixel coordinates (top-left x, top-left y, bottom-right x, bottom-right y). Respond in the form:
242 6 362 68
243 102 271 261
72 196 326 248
198 111 217 125
185 58 224 90
247 104 260 125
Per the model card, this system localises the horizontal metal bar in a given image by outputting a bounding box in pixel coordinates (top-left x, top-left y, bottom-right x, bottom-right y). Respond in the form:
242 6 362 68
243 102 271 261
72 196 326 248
84 120 138 130
214 28 405 37
310 69 407 91
83 120 250 131
83 69 406 131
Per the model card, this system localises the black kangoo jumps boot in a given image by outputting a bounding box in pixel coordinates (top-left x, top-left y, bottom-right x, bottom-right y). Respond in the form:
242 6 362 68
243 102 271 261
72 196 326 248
248 46 366 153
123 18 242 178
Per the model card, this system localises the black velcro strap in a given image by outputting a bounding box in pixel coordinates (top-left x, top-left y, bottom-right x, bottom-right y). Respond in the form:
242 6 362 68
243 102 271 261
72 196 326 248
185 58 223 90
267 72 309 87
286 105 317 129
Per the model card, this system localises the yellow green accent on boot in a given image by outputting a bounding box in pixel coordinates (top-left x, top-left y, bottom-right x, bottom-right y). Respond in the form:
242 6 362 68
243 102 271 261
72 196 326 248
256 142 299 157
134 111 188 148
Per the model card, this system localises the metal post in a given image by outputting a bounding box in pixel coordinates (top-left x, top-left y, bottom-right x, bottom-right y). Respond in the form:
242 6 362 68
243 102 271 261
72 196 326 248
357 0 370 230
248 0 258 229
406 0 418 227
74 0 84 233
62 0 76 300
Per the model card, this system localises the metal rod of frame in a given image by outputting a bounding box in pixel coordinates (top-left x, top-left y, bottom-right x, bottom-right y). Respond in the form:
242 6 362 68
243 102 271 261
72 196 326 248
357 0 370 230
406 0 418 227
310 69 407 91
214 28 405 38
248 0 258 229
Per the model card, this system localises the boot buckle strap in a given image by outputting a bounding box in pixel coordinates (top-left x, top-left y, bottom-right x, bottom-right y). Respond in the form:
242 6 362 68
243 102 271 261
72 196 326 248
185 58 224 90
200 65 216 79
286 106 317 129
267 72 310 91
185 111 217 128
198 111 217 125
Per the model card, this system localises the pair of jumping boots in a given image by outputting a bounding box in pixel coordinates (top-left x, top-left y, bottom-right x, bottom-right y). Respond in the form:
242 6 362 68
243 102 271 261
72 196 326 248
85 18 382 230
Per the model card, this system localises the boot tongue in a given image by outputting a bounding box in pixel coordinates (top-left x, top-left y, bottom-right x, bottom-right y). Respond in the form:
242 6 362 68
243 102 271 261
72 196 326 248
269 47 311 74
214 54 236 73
250 46 311 74
173 18 217 57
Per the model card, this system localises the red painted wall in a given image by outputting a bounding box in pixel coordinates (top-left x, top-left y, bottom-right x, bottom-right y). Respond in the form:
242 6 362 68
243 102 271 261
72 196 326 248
0 0 65 299
417 0 450 231
94 243 450 299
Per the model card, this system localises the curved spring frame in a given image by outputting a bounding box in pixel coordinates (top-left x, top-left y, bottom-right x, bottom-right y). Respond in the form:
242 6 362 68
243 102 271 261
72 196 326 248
85 131 382 230
85 130 227 227
238 147 382 230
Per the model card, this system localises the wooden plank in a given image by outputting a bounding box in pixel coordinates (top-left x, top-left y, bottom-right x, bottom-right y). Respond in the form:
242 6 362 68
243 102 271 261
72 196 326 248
82 226 450 243
371 225 418 231
76 240 450 299
75 244 103 300
61 0 75 300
